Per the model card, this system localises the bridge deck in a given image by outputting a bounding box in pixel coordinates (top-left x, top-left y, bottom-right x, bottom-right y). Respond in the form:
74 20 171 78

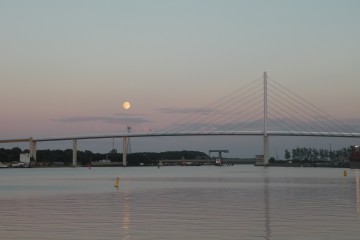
1 131 359 144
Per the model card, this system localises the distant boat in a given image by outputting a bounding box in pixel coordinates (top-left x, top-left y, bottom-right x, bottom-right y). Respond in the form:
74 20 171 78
0 162 8 168
350 145 360 169
10 162 30 168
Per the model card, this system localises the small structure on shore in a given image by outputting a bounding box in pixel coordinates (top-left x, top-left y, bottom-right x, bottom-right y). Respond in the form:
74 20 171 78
254 155 264 166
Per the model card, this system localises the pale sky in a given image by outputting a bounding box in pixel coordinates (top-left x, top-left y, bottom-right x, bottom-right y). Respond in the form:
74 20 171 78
1 0 360 158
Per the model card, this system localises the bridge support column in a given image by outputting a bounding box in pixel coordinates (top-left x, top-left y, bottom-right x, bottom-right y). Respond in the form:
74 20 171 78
264 136 269 165
72 139 77 167
122 137 127 166
29 138 37 162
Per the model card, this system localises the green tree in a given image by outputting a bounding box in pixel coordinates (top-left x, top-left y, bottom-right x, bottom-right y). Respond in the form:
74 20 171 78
284 149 291 160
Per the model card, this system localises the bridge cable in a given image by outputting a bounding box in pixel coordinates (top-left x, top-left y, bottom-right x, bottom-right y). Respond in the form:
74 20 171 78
159 76 263 133
268 78 358 135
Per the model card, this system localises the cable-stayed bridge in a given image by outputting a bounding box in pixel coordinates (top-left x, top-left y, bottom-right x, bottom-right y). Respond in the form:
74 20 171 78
1 72 359 166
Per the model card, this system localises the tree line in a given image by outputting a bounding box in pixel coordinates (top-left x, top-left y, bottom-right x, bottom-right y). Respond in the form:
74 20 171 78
0 147 208 166
283 147 351 162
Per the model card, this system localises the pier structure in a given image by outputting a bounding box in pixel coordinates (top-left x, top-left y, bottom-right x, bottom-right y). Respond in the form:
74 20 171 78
122 136 128 167
72 139 77 166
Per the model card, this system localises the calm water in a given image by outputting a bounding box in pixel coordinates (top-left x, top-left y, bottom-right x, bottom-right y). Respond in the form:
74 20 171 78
1 165 360 240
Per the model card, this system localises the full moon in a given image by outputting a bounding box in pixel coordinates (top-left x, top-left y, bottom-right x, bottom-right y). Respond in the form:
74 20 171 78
123 101 131 110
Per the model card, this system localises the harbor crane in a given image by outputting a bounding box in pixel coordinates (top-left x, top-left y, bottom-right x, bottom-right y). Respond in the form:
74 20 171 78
209 150 229 166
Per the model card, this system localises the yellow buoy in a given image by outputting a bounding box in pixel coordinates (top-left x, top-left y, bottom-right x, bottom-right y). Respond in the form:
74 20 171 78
344 170 347 177
114 177 119 187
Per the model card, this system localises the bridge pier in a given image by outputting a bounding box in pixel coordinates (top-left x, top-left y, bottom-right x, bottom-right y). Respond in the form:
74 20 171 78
29 138 37 162
264 135 269 165
122 137 127 166
72 139 77 167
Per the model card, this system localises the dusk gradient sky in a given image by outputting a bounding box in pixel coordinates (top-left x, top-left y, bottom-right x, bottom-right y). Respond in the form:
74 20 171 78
1 0 360 157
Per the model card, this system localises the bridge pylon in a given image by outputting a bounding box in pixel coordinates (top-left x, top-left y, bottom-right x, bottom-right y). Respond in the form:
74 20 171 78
29 138 37 162
263 71 269 166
